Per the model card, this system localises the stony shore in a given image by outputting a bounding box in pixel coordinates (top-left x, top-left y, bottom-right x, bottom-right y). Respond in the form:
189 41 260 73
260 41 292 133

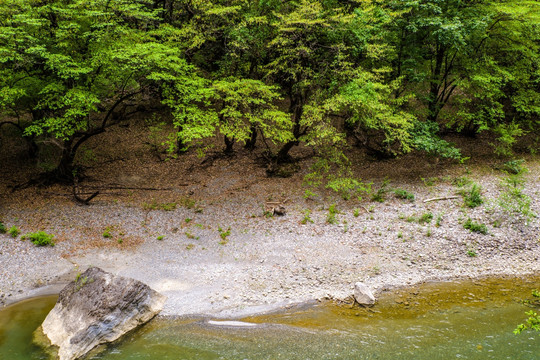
1 159 539 318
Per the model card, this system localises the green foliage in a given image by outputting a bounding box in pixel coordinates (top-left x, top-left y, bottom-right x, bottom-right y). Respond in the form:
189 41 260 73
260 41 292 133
492 123 525 157
0 0 539 184
467 249 477 258
0 0 191 177
102 228 112 239
394 188 415 202
305 153 371 201
453 176 472 188
371 179 390 203
498 165 536 223
185 232 199 240
463 218 488 235
23 231 55 246
0 222 6 234
501 159 527 175
326 204 339 224
157 235 164 241
411 121 462 160
515 290 540 335
8 226 19 238
301 210 314 225
435 214 443 228
218 227 231 243
73 272 93 292
142 200 177 212
330 70 415 158
406 215 417 223
461 184 484 208
418 212 433 225
210 78 292 151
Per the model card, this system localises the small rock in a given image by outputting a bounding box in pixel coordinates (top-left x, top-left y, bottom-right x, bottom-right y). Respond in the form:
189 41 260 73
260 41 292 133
354 282 376 306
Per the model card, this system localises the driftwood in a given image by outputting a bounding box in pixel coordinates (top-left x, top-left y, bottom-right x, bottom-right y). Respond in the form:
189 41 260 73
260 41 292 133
423 195 460 203
265 199 289 216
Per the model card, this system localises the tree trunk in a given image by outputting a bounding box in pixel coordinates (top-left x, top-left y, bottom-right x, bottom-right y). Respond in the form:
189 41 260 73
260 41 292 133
276 93 304 162
52 140 76 182
244 125 257 150
224 136 234 154
428 44 445 122
276 139 299 162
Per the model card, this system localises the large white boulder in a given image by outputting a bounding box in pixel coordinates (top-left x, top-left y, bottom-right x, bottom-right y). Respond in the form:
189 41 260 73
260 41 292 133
40 267 166 360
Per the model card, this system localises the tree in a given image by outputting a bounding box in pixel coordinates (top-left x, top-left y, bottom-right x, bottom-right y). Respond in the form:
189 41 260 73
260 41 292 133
0 0 196 181
265 0 353 161
210 78 292 153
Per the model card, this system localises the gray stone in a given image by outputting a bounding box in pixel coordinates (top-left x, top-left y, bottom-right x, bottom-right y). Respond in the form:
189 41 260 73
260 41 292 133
40 267 166 360
354 282 376 306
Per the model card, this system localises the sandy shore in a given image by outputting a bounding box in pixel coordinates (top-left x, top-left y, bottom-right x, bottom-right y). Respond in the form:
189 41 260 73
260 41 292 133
1 163 539 318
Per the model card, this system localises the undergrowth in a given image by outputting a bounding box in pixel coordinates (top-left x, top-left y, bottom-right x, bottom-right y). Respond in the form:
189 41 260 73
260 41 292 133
22 231 55 246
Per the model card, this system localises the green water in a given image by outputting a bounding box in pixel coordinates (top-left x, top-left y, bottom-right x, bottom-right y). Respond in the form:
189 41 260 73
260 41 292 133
1 277 539 359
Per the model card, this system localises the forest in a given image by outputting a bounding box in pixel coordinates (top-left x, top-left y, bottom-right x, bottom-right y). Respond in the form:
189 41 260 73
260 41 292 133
0 0 539 187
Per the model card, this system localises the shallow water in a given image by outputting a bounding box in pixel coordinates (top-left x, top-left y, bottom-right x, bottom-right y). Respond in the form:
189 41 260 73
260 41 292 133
1 276 539 359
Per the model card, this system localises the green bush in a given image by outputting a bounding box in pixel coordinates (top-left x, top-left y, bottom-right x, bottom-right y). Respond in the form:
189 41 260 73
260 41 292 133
514 290 540 335
394 188 415 201
498 170 536 223
0 222 6 234
501 159 527 175
462 183 484 208
326 204 339 224
8 226 20 238
418 212 433 225
102 227 112 238
371 179 390 203
463 218 488 235
301 209 314 224
23 231 55 246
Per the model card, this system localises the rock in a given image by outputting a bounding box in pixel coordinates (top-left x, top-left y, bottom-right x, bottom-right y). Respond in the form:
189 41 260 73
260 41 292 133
354 282 376 306
40 267 166 360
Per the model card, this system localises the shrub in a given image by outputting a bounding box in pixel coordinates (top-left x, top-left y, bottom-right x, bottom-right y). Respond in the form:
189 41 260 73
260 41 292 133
371 179 390 203
461 183 484 208
326 204 339 224
453 176 472 188
435 213 443 227
0 222 6 234
102 227 112 238
418 212 433 225
463 218 488 235
498 170 536 223
8 226 20 238
394 188 415 201
218 227 230 244
301 209 314 224
501 159 527 175
23 231 55 246
514 290 540 335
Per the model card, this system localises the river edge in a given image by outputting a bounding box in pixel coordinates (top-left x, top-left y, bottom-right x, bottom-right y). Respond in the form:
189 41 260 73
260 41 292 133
2 272 540 322
1 160 539 318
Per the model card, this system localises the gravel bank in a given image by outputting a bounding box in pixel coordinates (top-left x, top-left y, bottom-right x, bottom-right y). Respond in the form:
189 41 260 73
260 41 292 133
1 162 539 317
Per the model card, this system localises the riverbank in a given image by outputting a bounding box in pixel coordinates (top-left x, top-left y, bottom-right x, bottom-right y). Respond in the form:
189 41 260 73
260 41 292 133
1 153 539 317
